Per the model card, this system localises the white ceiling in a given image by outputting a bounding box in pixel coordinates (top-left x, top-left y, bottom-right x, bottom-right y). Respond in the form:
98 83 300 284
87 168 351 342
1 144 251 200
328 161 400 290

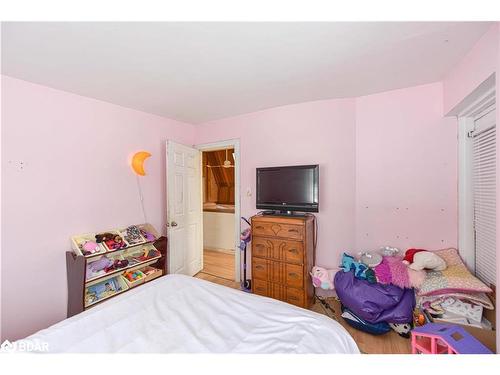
1 22 492 123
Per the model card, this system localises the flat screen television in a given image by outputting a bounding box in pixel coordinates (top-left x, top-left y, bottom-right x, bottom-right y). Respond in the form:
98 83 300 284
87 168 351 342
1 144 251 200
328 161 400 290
256 165 319 213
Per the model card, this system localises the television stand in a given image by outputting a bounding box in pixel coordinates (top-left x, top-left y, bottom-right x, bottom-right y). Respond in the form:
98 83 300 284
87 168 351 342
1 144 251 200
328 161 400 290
260 210 307 217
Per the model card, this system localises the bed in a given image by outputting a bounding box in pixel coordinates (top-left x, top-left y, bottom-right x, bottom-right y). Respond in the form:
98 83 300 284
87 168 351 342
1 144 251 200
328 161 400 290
20 274 359 353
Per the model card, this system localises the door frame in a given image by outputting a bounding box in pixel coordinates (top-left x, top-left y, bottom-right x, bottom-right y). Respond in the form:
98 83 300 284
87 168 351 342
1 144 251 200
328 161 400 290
195 139 241 283
447 73 496 271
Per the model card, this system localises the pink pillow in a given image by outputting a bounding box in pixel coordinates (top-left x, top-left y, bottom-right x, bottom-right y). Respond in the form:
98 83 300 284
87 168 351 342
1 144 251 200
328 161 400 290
417 248 492 296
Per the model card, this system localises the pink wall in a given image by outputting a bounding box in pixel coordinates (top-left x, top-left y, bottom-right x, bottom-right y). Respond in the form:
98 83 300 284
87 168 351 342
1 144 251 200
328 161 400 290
355 82 458 251
443 24 499 115
196 85 459 268
195 99 357 269
1 76 196 341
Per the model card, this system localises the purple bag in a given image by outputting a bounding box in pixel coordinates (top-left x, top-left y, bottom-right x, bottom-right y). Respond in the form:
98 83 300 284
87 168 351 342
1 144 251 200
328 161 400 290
334 270 415 324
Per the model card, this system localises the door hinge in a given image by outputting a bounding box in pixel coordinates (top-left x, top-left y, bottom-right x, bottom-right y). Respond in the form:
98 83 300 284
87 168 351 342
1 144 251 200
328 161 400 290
467 130 475 138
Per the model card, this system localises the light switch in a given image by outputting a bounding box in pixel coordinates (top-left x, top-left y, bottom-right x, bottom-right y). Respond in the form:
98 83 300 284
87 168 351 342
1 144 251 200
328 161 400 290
246 187 252 197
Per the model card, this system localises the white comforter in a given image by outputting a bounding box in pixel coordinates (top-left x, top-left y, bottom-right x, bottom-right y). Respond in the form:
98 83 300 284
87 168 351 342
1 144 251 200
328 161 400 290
22 275 359 353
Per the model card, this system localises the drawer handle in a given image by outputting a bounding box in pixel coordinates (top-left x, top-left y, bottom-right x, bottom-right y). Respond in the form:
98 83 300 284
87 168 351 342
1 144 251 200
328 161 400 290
288 272 299 279
256 265 264 270
256 226 265 230
289 295 298 300
288 229 299 233
288 248 298 254
255 244 265 248
256 287 265 292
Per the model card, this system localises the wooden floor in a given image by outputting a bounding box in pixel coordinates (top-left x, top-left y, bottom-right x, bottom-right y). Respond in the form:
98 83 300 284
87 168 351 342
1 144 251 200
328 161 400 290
195 271 241 289
200 248 235 281
194 261 411 354
309 297 411 354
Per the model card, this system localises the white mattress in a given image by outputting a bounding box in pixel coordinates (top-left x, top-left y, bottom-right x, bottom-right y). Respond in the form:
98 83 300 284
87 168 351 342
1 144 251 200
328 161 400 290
21 274 359 353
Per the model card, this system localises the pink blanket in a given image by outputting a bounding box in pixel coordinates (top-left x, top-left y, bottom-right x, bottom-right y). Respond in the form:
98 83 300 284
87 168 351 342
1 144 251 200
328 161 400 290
418 248 492 296
374 256 426 289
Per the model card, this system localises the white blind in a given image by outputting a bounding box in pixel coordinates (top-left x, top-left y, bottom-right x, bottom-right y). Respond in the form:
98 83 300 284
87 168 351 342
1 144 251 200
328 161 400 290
472 108 496 286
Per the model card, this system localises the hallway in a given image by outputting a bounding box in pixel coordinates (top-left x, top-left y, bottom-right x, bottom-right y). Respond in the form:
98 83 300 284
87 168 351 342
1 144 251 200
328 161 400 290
200 248 235 280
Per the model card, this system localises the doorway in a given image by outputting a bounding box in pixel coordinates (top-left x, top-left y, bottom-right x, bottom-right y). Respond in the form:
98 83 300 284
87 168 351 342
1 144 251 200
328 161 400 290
196 140 241 285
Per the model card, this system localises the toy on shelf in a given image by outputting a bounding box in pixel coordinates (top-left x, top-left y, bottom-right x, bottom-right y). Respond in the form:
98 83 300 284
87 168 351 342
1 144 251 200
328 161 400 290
122 270 146 288
96 232 127 251
123 270 144 282
411 323 492 354
137 248 160 262
141 266 163 282
86 256 114 279
68 224 166 317
104 258 129 273
140 226 156 242
123 246 161 266
73 235 106 257
84 276 127 307
122 225 145 246
81 240 101 256
71 224 160 257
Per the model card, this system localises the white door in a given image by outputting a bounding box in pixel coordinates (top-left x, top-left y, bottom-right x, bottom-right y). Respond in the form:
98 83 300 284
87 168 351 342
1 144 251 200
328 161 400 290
167 140 203 276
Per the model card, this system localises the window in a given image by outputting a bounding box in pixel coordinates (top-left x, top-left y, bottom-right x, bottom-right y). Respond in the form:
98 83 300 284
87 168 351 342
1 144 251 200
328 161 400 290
471 106 496 285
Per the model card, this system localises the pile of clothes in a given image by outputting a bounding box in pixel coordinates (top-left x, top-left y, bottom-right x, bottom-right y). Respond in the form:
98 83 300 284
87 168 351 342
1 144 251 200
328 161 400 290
311 247 494 338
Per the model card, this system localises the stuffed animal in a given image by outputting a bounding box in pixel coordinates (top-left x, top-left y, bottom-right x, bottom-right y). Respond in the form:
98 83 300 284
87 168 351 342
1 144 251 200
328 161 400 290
95 232 116 243
402 248 446 271
81 240 100 255
104 259 129 273
88 256 113 273
340 253 377 283
310 266 335 290
389 322 412 338
86 256 114 279
96 232 126 250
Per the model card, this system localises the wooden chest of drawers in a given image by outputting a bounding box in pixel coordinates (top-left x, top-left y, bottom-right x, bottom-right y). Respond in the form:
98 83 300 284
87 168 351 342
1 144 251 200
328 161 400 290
251 215 315 308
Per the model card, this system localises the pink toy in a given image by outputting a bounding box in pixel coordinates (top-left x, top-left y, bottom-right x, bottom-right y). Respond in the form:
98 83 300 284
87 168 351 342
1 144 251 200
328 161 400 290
411 323 492 354
310 266 335 290
82 240 100 255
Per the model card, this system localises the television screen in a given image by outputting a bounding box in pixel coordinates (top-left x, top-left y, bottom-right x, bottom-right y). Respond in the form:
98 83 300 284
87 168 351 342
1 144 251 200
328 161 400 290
256 165 319 213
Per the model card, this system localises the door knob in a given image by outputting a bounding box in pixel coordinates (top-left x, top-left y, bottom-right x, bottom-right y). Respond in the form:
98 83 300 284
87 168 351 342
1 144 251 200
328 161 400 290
170 221 178 227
